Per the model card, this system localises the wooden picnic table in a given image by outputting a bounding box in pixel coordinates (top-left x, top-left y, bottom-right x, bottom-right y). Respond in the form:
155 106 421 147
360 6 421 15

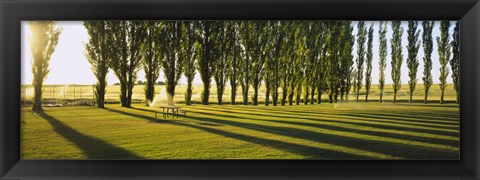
159 105 181 118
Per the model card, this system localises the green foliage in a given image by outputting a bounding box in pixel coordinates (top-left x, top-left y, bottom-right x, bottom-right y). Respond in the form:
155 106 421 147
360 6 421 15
339 22 355 102
324 21 343 103
141 21 162 106
378 21 388 103
422 21 435 104
195 21 218 105
225 22 242 105
355 21 367 102
390 21 404 103
365 23 374 102
159 21 184 106
436 21 451 104
181 21 197 105
213 22 228 105
84 21 110 108
406 21 421 104
29 21 62 111
107 21 146 107
450 22 460 104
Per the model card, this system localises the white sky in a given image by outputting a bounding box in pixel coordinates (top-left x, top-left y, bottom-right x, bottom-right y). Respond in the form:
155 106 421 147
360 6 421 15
21 21 455 85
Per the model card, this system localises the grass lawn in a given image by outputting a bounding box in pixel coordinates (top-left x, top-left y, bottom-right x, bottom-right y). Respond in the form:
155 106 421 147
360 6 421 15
21 102 459 160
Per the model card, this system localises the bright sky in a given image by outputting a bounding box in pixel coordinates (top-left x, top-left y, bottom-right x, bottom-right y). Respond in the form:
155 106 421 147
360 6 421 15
21 21 456 85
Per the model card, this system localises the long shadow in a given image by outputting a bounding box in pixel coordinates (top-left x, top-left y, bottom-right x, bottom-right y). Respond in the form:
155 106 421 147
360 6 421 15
338 112 458 127
193 106 459 137
36 111 143 159
190 107 458 147
220 105 459 122
200 105 459 130
187 111 459 159
104 108 369 159
356 111 459 122
190 108 459 146
105 108 172 124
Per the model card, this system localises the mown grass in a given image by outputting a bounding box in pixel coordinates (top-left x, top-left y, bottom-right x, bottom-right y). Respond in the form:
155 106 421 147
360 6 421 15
21 102 459 160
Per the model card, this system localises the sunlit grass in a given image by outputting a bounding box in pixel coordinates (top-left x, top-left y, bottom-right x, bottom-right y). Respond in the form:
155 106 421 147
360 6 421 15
21 102 459 160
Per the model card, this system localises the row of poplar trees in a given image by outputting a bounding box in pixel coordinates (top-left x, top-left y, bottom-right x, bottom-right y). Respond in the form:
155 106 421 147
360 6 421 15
82 20 460 108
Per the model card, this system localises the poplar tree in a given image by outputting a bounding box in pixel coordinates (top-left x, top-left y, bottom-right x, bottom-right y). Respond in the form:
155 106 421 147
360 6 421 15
390 21 404 103
378 21 388 103
195 21 217 105
339 22 355 102
181 21 197 105
422 21 435 104
305 21 324 104
325 21 342 103
159 21 184 106
280 22 295 105
29 21 62 111
226 21 241 105
141 21 161 106
437 21 451 104
365 24 373 102
266 21 285 106
84 21 109 108
355 21 366 102
293 22 306 105
407 21 421 104
213 22 227 104
450 21 460 104
108 21 146 107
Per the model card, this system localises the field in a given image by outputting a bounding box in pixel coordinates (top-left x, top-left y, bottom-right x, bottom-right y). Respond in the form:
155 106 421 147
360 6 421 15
21 84 459 160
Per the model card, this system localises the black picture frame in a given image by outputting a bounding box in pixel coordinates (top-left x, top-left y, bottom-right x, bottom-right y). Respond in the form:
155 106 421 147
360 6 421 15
1 0 479 179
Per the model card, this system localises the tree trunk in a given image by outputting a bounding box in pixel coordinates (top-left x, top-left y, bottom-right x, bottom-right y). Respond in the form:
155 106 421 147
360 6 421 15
97 83 106 108
304 87 309 105
201 82 210 105
185 82 193 105
409 90 413 104
253 81 259 105
281 83 287 106
120 80 127 107
126 77 134 107
393 90 397 103
440 89 445 104
217 86 224 105
379 89 383 103
272 86 278 106
242 84 249 105
424 89 429 104
288 91 294 106
317 86 322 104
32 82 43 111
230 83 236 105
145 78 155 106
310 88 315 105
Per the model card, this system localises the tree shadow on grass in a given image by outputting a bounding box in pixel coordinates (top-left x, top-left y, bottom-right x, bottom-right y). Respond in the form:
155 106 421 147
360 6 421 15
187 111 459 159
220 105 459 122
193 106 459 137
193 106 458 147
105 108 372 159
36 111 143 159
220 105 459 130
105 107 172 124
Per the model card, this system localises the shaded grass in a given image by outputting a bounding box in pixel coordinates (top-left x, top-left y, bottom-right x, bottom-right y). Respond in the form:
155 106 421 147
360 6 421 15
21 102 459 160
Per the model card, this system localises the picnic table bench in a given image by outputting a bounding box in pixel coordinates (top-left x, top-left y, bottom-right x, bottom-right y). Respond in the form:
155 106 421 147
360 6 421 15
155 106 188 119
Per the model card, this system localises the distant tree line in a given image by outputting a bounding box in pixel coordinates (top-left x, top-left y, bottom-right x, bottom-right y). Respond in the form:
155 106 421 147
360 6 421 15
27 21 460 110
